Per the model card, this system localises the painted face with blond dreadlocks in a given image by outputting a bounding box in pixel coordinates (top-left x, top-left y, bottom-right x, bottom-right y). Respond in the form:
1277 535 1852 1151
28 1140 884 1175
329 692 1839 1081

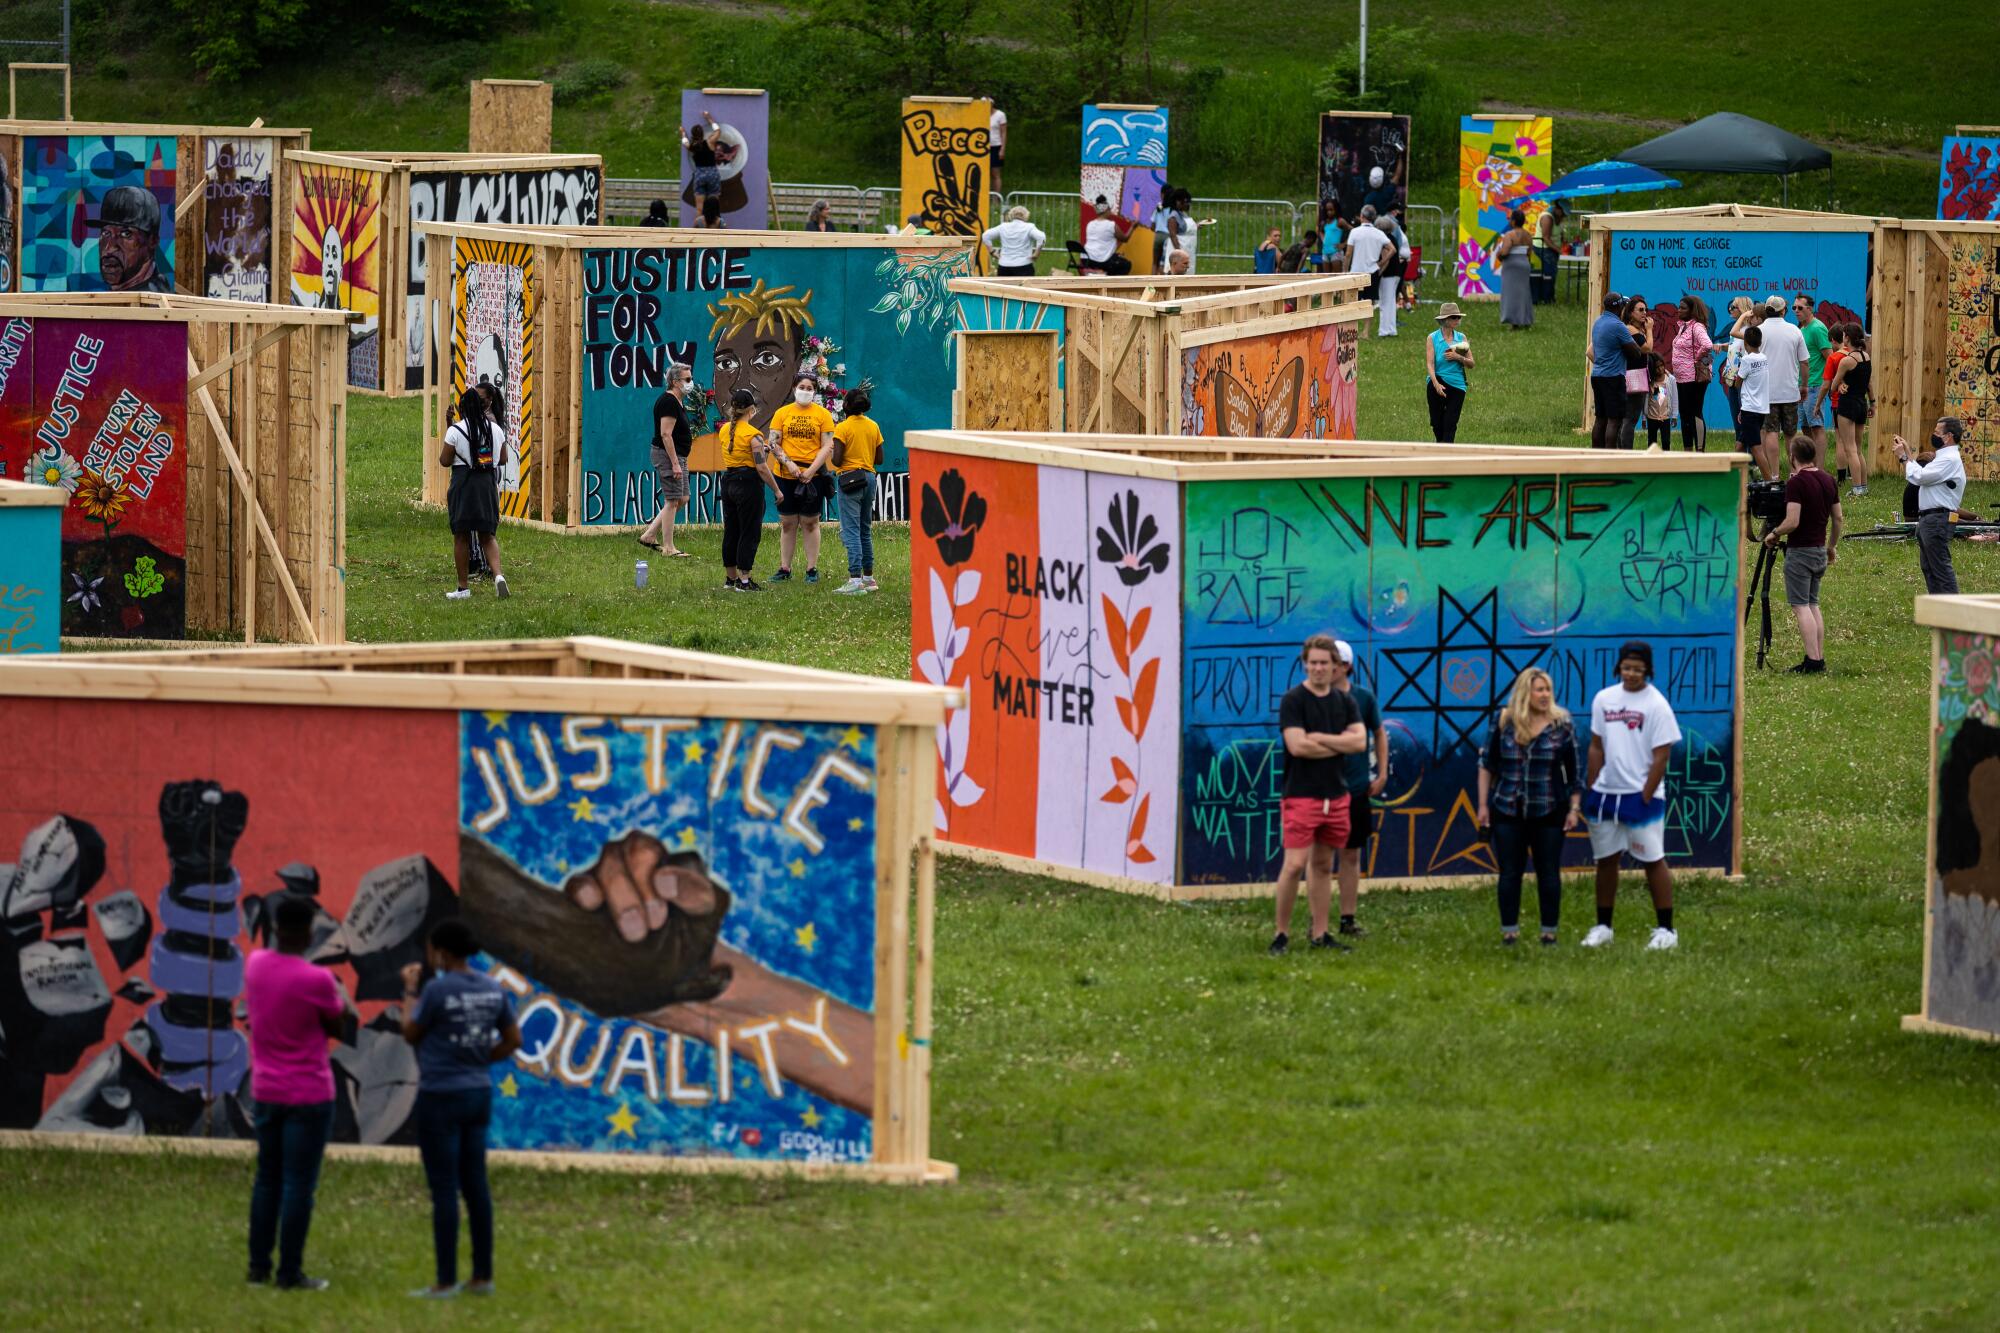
707 278 816 416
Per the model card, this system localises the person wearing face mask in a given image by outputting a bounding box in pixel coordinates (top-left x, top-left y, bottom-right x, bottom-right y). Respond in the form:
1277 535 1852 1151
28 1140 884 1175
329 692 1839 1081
1896 420 1968 595
765 375 837 583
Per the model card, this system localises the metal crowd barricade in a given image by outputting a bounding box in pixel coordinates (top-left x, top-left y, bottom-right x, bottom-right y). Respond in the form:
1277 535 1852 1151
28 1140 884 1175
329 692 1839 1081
1178 196 1298 273
603 178 679 223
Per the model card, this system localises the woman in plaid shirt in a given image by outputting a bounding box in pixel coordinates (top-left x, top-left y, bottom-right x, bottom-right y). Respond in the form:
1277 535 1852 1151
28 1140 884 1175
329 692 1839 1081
1476 668 1583 946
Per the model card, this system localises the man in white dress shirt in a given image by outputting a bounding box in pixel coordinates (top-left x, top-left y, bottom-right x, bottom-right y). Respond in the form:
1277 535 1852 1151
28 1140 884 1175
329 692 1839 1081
1895 418 1968 595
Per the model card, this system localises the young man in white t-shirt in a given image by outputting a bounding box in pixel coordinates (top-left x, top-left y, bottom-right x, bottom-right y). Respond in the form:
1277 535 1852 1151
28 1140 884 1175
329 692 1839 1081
1581 641 1682 950
1734 326 1774 480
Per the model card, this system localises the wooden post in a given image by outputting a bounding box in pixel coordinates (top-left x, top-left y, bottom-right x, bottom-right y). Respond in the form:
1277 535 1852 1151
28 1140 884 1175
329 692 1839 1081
7 63 70 120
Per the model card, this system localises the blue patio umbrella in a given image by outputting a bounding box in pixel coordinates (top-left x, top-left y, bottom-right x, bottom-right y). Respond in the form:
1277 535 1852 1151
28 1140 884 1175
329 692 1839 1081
1505 159 1681 206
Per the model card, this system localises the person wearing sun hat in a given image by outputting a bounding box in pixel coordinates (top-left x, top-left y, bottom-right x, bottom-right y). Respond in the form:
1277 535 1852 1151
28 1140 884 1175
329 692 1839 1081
1424 303 1474 442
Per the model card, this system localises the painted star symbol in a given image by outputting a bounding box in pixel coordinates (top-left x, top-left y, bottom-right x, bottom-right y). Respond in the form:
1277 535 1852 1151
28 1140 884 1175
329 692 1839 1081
606 1103 638 1138
498 1073 519 1098
675 827 698 849
795 921 818 953
481 710 510 730
568 795 598 822
847 817 865 832
788 858 807 878
800 1106 822 1129
682 739 705 763
838 725 866 750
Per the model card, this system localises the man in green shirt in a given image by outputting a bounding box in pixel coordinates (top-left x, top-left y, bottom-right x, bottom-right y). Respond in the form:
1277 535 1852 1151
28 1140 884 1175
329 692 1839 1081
1794 293 1834 461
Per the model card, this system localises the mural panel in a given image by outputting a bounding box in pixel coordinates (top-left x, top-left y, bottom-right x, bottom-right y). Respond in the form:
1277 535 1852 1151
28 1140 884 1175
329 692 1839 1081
0 496 60 654
1939 135 2000 222
1456 116 1551 300
449 237 539 519
0 317 188 639
1929 630 2000 1037
1079 105 1168 277
901 98 991 274
0 698 882 1166
1318 113 1409 221
680 90 769 230
1945 232 1999 479
405 165 599 391
578 242 965 526
1180 323 1358 441
1179 469 1739 885
202 136 274 303
290 161 384 390
1606 226 1871 434
20 135 177 293
909 453 1181 885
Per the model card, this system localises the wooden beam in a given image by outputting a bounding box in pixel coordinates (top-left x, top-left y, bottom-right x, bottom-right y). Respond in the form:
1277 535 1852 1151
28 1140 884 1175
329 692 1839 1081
186 348 318 643
187 323 293 396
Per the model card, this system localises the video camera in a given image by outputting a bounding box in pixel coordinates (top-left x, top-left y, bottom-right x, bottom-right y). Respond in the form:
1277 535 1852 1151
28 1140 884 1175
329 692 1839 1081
1746 479 1787 526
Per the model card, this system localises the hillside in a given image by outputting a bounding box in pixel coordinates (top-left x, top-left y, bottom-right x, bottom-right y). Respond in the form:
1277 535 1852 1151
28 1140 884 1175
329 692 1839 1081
12 0 1999 218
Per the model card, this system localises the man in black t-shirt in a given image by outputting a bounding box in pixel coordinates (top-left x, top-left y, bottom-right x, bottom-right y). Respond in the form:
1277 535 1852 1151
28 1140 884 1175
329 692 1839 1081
1761 433 1843 674
1270 634 1367 955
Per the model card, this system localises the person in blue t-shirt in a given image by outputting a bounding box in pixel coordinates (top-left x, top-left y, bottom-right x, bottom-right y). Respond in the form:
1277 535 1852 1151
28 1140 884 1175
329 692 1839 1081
400 920 521 1299
1589 292 1642 450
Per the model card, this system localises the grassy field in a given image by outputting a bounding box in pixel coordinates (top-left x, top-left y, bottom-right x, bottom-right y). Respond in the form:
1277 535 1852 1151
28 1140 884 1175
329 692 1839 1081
5 296 2000 1328
22 0 1997 218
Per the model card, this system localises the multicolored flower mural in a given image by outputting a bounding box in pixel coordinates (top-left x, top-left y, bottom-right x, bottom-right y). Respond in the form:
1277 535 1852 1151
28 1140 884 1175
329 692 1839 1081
1457 115 1552 300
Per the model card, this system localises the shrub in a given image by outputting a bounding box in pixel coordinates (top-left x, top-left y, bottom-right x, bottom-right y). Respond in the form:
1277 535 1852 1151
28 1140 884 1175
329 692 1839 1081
553 58 626 107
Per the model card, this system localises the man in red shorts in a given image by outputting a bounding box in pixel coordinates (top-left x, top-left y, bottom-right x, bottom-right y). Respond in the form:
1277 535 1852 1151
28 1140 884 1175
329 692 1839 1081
1270 634 1368 954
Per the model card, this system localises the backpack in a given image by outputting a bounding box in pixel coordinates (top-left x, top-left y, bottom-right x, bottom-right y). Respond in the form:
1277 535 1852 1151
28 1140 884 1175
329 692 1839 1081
463 419 496 472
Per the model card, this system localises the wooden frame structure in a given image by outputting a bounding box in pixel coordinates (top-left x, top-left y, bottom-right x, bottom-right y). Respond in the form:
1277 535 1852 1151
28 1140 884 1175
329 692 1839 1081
415 222 975 530
947 272 1373 435
5 62 69 120
469 79 553 154
0 118 311 300
284 149 604 397
908 429 1750 900
0 637 958 1184
1871 218 2000 478
1906 595 2000 1043
0 292 351 645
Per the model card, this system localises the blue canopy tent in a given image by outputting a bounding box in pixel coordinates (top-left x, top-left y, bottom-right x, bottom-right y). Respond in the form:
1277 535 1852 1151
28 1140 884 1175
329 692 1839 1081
1505 159 1682 206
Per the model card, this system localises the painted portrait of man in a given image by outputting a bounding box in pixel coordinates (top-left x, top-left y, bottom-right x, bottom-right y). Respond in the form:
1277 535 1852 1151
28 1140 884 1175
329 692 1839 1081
686 278 815 470
318 225 345 310
89 186 174 293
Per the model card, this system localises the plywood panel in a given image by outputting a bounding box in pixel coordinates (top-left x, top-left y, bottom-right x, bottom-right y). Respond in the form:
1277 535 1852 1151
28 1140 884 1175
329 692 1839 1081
956 330 1057 431
469 80 553 154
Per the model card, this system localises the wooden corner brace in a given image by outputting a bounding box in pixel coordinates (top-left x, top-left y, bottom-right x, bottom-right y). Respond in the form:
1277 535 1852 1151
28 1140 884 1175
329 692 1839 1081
185 347 319 644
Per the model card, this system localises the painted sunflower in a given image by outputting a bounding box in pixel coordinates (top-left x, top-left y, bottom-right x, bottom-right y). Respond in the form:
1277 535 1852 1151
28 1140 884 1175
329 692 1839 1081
74 469 130 527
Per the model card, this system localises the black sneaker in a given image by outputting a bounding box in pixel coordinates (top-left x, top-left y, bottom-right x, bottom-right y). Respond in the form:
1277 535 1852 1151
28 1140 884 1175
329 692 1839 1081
276 1274 330 1292
739 579 764 592
1309 933 1353 952
723 581 743 592
1803 658 1826 674
1267 932 1289 956
1786 658 1812 674
1540 933 1558 947
1338 920 1368 938
771 568 792 583
805 568 819 584
247 1268 272 1285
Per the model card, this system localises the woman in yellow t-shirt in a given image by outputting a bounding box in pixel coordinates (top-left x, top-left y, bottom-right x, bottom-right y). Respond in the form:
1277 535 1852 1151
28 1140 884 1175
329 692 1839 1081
830 389 884 594
716 388 780 591
763 374 837 583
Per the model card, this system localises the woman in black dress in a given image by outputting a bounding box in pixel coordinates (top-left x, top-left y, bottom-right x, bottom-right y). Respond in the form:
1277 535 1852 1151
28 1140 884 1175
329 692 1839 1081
439 388 509 600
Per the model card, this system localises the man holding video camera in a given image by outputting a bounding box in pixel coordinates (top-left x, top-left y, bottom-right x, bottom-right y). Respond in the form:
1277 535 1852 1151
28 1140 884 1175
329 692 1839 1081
1896 419 1968 595
1761 434 1842 674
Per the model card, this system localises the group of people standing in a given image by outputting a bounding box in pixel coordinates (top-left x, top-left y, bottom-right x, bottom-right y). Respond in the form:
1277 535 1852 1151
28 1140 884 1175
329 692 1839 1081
1271 638 1685 953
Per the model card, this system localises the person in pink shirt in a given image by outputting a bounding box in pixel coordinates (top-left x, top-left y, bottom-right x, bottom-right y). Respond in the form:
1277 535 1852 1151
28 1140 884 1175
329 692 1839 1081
1671 295 1715 452
243 895 355 1291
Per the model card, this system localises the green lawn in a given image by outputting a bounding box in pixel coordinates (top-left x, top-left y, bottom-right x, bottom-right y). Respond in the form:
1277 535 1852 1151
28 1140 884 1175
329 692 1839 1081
8 303 2000 1330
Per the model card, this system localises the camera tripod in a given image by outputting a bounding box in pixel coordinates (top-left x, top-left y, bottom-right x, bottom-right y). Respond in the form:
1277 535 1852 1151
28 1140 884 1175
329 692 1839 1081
1743 519 1779 671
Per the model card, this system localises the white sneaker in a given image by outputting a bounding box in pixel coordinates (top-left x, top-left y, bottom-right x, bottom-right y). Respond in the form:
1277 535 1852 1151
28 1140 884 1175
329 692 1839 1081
862 576 880 592
1580 924 1614 948
833 577 868 595
494 574 510 599
1646 927 1679 951
446 588 472 601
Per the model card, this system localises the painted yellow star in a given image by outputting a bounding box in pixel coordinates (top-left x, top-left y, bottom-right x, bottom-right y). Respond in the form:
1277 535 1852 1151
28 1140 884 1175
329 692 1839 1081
555 859 568 873
606 1103 638 1138
675 827 698 849
788 858 807 879
682 739 705 763
800 1106 822 1129
795 921 818 953
481 710 510 730
498 1073 519 1098
838 725 866 750
568 795 598 822
847 817 865 832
